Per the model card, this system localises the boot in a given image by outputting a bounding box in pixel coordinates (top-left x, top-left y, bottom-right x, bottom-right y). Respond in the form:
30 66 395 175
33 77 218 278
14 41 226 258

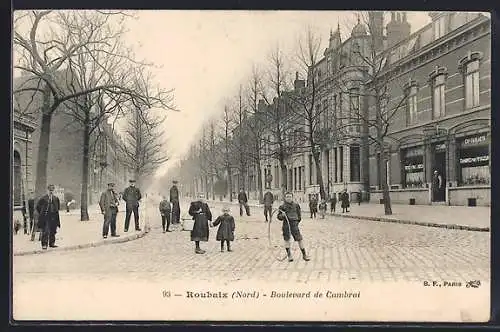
227 241 232 252
286 248 293 262
301 248 311 261
220 242 225 252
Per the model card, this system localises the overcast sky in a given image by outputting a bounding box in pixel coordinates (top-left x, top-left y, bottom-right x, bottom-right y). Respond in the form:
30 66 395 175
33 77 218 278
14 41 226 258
122 10 434 178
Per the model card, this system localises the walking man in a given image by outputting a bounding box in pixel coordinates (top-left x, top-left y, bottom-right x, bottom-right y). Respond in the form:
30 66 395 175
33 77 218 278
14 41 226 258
170 180 181 224
263 190 274 222
122 179 142 232
238 188 250 217
159 196 172 233
277 192 310 262
27 192 35 234
35 184 61 249
99 182 120 239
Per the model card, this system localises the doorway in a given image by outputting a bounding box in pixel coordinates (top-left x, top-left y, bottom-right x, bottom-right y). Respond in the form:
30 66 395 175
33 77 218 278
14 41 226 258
432 151 446 202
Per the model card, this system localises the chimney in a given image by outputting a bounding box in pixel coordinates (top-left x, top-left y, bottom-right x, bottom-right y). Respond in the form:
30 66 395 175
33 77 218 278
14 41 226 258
368 11 384 52
386 11 412 47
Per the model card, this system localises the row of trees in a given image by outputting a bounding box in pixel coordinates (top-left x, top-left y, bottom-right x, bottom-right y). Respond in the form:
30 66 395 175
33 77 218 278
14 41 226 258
13 10 175 220
175 12 411 215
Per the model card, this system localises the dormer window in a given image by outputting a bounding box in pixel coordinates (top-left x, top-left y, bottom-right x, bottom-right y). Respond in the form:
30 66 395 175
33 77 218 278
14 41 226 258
434 15 447 40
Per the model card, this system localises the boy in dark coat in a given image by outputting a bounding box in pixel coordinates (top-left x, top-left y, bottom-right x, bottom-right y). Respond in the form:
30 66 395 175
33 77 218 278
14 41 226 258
277 192 310 262
211 206 235 252
329 194 336 214
159 196 172 233
188 195 213 254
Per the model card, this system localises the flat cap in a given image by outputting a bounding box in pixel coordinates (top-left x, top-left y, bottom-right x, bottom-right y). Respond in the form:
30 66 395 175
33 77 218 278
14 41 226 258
129 179 136 183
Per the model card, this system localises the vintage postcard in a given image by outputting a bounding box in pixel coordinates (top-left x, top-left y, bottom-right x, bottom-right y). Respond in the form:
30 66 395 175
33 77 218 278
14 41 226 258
11 10 491 322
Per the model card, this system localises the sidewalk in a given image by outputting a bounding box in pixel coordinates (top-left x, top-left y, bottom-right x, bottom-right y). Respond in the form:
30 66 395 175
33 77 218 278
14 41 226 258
13 204 148 256
208 199 490 232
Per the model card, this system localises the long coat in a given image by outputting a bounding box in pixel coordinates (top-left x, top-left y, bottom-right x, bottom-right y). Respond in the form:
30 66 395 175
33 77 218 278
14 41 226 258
340 192 350 208
213 214 235 241
170 185 179 202
99 189 119 213
36 194 61 229
188 200 212 242
309 198 318 213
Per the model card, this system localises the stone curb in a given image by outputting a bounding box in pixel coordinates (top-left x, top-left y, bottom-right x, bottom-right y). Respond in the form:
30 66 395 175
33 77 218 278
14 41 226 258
13 226 150 257
208 201 489 233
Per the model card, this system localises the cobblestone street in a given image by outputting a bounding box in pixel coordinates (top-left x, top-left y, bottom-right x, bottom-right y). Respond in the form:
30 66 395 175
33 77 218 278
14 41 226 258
13 202 490 284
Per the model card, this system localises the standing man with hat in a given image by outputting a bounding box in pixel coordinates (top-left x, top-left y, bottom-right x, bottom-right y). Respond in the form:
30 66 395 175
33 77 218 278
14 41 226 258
35 184 61 249
99 182 120 239
122 179 142 232
170 180 181 225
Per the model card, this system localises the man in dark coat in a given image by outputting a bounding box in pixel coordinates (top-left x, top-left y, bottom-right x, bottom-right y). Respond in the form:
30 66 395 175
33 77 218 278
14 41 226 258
188 195 212 254
238 188 250 217
340 190 350 213
263 191 274 222
35 184 61 249
99 182 120 239
277 192 310 262
170 180 181 224
159 196 172 233
27 192 35 234
329 193 337 214
122 179 142 232
309 194 318 218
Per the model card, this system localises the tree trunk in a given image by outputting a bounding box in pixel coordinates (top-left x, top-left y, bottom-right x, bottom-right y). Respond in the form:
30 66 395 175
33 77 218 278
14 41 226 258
280 161 287 200
379 147 392 215
80 119 91 221
257 160 263 204
312 151 327 200
34 112 53 199
227 166 233 202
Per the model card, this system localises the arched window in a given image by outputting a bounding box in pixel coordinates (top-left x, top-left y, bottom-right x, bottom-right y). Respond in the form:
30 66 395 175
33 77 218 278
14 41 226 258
13 151 22 206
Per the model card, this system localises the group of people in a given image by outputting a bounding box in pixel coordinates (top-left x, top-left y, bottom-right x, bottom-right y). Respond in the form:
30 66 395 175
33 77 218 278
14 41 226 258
308 189 353 218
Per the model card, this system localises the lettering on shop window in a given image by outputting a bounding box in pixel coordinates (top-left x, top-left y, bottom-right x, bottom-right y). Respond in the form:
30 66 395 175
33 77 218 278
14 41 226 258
404 164 424 171
434 143 446 151
459 155 489 165
462 135 487 147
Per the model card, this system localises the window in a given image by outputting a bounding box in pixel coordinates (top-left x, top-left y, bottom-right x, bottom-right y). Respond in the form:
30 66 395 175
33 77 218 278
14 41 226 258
309 155 314 185
349 88 360 132
459 134 490 186
464 60 480 108
434 16 446 40
322 100 329 129
339 146 344 182
402 147 425 188
432 74 446 118
334 147 338 183
298 167 303 190
350 145 360 182
294 167 297 191
407 86 418 125
332 95 337 129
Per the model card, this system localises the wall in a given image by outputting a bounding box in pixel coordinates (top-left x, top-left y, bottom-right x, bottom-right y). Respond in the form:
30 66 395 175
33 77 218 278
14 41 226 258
448 186 490 206
370 188 430 205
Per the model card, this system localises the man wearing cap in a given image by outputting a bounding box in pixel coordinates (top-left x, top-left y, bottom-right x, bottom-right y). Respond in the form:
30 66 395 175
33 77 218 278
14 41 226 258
35 184 61 249
170 180 181 224
99 182 120 239
122 179 142 232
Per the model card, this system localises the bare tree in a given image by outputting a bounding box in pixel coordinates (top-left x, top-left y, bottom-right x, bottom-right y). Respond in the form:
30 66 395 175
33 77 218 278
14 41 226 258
13 10 175 202
334 12 410 215
219 105 235 201
288 26 329 200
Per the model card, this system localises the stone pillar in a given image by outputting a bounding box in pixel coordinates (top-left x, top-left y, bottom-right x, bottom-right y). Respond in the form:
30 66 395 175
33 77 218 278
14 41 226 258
447 135 457 187
344 145 350 184
424 140 433 184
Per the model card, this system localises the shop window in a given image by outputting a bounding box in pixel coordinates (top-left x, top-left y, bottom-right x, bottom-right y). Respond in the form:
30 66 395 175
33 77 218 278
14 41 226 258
432 74 446 119
402 147 425 188
406 85 418 125
350 145 360 182
459 135 490 186
464 60 480 108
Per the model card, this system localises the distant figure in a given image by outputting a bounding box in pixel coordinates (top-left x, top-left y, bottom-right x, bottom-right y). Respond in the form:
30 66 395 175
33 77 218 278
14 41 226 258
263 190 274 222
238 188 250 217
211 206 235 252
318 199 327 219
188 194 212 254
122 179 142 232
432 170 444 202
99 182 120 239
36 184 61 249
159 196 172 233
170 180 181 224
329 194 337 214
340 189 350 213
309 194 318 219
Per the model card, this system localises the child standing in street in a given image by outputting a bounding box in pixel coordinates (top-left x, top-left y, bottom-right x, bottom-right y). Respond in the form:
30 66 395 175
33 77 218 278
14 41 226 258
318 199 327 219
309 194 318 219
159 196 172 233
211 206 235 252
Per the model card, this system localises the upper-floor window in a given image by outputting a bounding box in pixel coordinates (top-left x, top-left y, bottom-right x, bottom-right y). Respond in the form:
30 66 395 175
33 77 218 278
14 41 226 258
464 60 480 108
430 69 447 119
349 88 360 132
405 81 419 125
434 16 447 40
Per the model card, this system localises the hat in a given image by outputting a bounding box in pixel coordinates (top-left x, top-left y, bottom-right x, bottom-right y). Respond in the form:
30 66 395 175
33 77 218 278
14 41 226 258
108 182 115 186
129 179 136 183
222 206 230 213
47 184 55 190
172 180 178 184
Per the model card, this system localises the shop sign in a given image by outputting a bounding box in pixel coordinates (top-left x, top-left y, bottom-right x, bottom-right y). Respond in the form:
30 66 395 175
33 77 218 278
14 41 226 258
459 155 489 165
404 164 424 171
404 147 424 158
434 143 446 152
462 134 487 147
